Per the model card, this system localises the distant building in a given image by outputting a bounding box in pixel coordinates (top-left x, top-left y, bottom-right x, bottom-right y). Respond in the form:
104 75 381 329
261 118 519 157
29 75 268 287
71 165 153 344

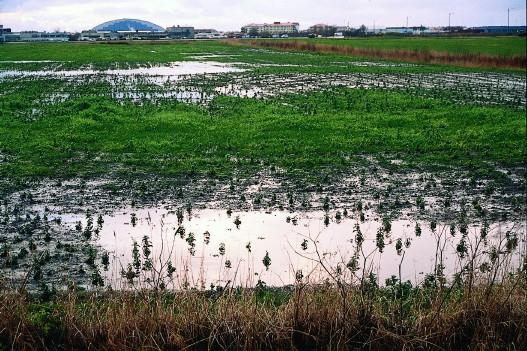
383 26 428 35
92 18 165 32
335 26 354 33
194 29 224 39
225 31 244 39
79 30 119 41
1 25 12 42
81 18 168 40
166 25 194 39
1 30 69 42
471 26 526 34
308 24 337 37
241 22 300 36
0 25 11 34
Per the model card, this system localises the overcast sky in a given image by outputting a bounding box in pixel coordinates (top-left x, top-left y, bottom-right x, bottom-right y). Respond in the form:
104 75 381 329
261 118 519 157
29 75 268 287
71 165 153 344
1 0 526 32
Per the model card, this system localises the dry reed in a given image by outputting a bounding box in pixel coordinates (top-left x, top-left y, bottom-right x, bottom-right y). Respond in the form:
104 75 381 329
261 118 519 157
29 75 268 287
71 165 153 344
1 281 525 350
224 39 527 70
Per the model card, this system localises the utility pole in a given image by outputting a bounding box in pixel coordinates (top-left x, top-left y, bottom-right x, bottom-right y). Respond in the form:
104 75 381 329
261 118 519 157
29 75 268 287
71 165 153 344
508 8 510 32
448 12 453 33
406 16 409 28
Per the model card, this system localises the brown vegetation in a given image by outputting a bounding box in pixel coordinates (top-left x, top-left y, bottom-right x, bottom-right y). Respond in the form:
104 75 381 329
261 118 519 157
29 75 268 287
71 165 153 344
1 282 526 350
225 39 527 69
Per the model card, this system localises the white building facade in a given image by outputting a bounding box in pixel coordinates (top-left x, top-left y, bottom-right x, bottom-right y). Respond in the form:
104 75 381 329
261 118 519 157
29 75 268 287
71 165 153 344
242 22 300 35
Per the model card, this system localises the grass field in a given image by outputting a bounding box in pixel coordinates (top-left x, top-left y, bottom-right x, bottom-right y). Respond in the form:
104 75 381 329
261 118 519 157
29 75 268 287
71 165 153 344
0 89 524 180
306 36 527 57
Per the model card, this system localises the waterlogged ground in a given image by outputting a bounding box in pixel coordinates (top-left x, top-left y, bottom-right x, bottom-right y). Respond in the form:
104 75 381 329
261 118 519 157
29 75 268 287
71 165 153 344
1 196 525 290
0 42 525 290
1 170 525 290
0 55 525 106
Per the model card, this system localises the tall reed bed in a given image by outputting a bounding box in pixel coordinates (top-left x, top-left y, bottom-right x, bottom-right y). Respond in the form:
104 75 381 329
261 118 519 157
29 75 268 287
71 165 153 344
226 39 527 69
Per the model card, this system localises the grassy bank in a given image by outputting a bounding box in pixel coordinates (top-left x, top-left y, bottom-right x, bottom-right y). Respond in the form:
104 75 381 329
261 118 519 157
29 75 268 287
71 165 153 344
228 38 527 69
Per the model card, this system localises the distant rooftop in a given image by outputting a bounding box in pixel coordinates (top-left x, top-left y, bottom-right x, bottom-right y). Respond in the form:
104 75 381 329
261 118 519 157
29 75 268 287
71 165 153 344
92 18 165 32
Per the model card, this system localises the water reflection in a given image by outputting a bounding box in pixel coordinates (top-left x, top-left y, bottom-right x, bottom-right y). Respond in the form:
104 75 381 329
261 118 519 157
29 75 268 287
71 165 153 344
58 208 525 289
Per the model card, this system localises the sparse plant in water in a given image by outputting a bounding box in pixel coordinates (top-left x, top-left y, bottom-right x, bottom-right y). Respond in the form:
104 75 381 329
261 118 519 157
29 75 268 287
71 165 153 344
186 232 196 255
142 236 153 270
234 215 241 228
131 213 137 227
376 228 385 253
101 251 110 271
263 251 271 270
203 231 211 244
415 223 422 237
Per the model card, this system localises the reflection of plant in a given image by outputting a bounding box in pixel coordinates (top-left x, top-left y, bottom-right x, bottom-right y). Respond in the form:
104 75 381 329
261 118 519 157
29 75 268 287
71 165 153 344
101 251 109 271
142 236 153 270
130 213 137 227
375 228 385 253
262 251 271 270
234 216 241 228
186 232 196 255
132 241 140 273
203 231 211 244
415 223 422 237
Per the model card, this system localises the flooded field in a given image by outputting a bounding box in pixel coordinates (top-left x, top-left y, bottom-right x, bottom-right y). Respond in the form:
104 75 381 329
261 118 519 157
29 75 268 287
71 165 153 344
0 42 525 293
1 55 525 106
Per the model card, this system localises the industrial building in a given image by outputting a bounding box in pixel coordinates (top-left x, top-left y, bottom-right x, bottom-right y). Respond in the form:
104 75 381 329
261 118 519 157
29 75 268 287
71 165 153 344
166 25 194 39
471 26 526 34
0 25 11 34
1 26 69 42
0 25 11 42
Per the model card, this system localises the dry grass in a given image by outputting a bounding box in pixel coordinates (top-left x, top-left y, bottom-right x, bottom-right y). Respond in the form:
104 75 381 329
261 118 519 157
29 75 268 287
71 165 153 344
225 39 527 69
1 282 526 350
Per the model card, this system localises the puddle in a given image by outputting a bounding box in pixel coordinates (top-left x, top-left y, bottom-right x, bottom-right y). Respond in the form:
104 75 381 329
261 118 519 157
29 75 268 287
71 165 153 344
50 207 526 288
0 61 245 79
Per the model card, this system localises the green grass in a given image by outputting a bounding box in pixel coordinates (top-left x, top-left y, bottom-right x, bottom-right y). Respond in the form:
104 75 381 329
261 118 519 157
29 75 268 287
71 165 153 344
0 89 524 180
297 36 527 57
0 41 218 62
